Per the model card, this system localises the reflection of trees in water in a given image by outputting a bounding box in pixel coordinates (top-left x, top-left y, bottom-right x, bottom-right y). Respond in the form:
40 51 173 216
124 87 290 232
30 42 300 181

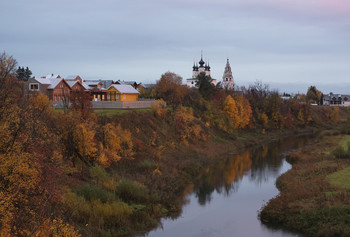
194 151 252 205
249 136 312 185
193 136 313 205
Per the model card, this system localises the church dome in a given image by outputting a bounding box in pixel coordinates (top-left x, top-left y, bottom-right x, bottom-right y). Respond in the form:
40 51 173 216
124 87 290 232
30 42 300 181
198 57 205 67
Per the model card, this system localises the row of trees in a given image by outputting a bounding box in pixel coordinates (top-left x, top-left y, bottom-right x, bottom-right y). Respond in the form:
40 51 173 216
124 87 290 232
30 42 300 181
151 71 326 132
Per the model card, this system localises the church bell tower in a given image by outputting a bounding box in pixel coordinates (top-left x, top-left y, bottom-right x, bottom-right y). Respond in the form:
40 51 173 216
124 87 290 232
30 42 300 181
222 58 234 90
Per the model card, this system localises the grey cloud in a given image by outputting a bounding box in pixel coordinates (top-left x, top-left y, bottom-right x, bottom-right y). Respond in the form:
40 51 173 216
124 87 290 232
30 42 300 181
0 0 349 93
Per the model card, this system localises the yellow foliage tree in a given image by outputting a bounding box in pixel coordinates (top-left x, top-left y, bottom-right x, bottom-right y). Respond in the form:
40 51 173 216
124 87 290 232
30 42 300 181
98 123 134 167
73 123 97 166
259 112 269 127
151 99 167 118
235 95 252 128
173 106 202 143
32 218 81 237
223 95 252 129
271 111 283 129
297 109 305 126
223 95 238 124
0 53 78 236
331 107 340 123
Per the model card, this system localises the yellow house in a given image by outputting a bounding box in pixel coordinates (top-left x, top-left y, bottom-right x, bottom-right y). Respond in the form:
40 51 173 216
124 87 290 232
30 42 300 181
106 84 139 101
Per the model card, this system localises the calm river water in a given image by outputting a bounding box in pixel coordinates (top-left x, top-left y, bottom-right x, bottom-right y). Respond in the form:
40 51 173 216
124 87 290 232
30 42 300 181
145 136 312 237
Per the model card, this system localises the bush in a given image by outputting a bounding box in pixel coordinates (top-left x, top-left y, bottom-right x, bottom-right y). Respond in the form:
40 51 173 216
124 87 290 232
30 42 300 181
62 191 133 236
74 183 116 203
151 99 167 118
138 159 156 171
116 179 149 203
90 165 110 183
332 146 349 159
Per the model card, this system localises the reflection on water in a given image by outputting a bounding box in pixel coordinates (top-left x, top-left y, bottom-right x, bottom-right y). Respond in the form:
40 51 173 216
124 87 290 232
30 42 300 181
146 136 311 237
193 136 311 207
194 150 252 205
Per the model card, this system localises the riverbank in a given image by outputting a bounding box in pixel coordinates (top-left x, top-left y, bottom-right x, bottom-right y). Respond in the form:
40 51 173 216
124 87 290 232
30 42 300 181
57 105 348 236
259 126 350 236
110 125 327 236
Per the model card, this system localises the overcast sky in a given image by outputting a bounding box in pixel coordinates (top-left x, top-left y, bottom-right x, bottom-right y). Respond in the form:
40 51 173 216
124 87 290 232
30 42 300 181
1 0 349 93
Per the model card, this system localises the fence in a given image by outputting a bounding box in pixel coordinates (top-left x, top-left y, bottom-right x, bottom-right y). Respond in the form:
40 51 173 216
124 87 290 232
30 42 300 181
53 100 158 109
91 100 157 109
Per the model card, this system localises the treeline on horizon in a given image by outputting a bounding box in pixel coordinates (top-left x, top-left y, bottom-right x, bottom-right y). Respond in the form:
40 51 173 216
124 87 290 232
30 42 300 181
0 52 343 236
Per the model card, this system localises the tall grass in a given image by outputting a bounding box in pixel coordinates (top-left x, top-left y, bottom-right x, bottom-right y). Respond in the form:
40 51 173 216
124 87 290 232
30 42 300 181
260 132 350 236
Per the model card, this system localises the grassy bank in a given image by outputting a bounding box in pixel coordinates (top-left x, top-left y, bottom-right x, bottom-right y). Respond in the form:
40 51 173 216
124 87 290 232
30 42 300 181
64 106 347 237
39 102 349 236
259 128 350 237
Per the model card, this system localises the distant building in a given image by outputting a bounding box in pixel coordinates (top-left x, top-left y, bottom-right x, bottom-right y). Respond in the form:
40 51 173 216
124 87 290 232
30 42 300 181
186 52 217 88
323 93 350 107
106 84 139 101
25 74 72 101
115 80 140 89
25 73 142 102
222 59 234 90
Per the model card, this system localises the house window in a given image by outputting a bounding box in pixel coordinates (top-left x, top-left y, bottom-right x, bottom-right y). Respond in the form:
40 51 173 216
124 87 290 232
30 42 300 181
123 95 126 99
226 78 228 81
102 95 105 100
107 94 110 100
29 83 39 91
116 94 119 99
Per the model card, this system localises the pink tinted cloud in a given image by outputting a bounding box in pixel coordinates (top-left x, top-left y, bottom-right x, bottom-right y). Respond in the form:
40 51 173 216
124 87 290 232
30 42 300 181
255 0 350 14
321 0 350 12
168 0 350 14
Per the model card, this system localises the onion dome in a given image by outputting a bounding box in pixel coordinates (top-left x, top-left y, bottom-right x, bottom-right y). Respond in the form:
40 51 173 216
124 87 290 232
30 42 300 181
198 57 205 67
204 61 210 71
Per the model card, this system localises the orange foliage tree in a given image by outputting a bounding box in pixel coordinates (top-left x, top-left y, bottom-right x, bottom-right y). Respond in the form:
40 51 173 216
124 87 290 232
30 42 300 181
0 53 80 236
155 71 188 108
223 95 252 129
98 123 134 168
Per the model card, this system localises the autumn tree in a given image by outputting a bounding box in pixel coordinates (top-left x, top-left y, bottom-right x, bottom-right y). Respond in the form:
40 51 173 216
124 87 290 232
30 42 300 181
98 123 134 167
69 88 92 119
331 107 340 123
306 85 322 104
0 52 21 118
224 95 238 123
223 95 252 129
246 81 269 126
297 109 305 126
155 71 187 108
151 99 167 118
173 106 204 144
72 123 97 166
0 92 77 235
235 95 252 128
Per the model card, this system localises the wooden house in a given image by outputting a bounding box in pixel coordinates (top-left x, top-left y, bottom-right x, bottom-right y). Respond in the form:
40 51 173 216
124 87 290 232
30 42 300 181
106 84 139 101
47 78 72 101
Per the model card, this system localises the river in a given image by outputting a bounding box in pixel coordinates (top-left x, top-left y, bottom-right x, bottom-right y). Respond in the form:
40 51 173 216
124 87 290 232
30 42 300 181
145 136 312 237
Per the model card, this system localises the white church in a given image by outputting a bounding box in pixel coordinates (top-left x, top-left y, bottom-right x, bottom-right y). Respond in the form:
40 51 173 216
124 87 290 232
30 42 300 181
186 53 234 90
